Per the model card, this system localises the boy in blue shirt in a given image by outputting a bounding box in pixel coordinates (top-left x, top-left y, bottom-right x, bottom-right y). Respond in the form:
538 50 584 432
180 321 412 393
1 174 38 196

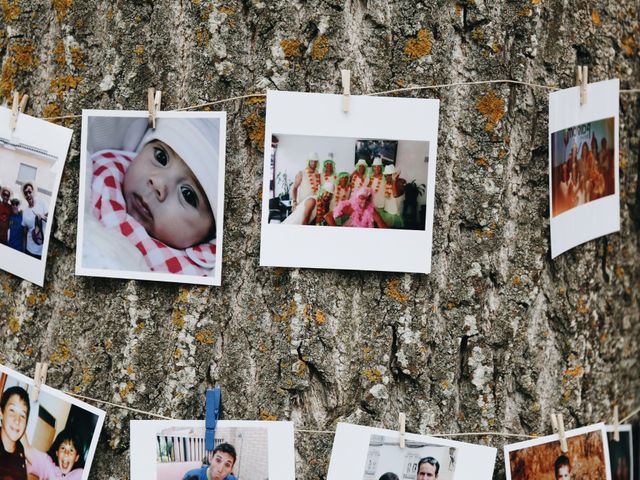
182 442 237 480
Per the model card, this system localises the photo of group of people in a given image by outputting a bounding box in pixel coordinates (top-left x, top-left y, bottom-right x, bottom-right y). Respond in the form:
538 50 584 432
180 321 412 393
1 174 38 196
76 111 226 286
0 364 105 480
361 434 456 480
606 425 633 480
551 117 615 217
268 135 428 231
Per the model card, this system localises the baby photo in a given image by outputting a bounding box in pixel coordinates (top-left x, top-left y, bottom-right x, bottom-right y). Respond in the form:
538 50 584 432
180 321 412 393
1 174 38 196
606 425 633 480
548 79 619 258
130 420 295 480
0 363 105 480
327 423 497 480
0 106 72 286
267 135 429 230
504 423 611 480
260 91 439 274
76 110 226 286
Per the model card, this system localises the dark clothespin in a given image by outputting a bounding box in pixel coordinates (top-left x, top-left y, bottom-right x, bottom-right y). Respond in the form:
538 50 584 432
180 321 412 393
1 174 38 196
205 387 222 451
147 88 162 129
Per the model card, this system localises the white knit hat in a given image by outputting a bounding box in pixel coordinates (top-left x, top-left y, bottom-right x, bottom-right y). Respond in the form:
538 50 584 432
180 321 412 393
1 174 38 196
383 164 396 175
372 157 383 166
356 159 368 168
137 118 220 219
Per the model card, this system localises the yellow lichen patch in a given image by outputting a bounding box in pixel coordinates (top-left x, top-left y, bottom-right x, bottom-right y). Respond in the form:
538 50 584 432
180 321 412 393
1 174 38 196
83 367 92 384
12 43 35 69
362 345 372 360
133 45 145 55
512 275 521 285
280 38 302 59
63 288 76 298
176 287 190 303
26 294 38 306
474 223 497 238
24 346 33 356
53 41 66 66
174 347 183 359
564 366 584 377
7 316 20 333
52 0 73 23
135 321 145 332
243 111 265 149
440 379 451 389
302 304 312 322
218 5 235 15
0 57 17 98
119 380 134 399
315 310 326 325
363 368 382 382
491 42 501 53
591 9 601 26
172 307 186 329
1 0 20 22
476 90 505 132
195 329 215 345
50 75 82 99
615 266 625 279
126 365 135 375
404 29 432 60
475 157 488 167
70 47 85 69
446 302 456 310
621 36 636 56
607 244 614 254
454 4 462 17
259 408 278 421
50 341 71 365
385 279 408 303
244 96 266 105
576 297 588 314
195 26 210 48
517 6 531 16
531 0 542 4
104 338 112 350
293 359 307 377
42 103 61 120
471 27 485 43
311 35 329 60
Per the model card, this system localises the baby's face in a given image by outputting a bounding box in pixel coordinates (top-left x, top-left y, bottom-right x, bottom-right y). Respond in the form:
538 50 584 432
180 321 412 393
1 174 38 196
123 141 214 249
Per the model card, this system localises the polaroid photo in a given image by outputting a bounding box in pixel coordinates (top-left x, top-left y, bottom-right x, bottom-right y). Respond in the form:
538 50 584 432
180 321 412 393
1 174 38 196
327 422 497 480
549 79 619 258
504 422 612 480
260 90 439 274
606 424 633 480
130 419 295 480
0 106 72 286
75 110 226 286
0 363 105 480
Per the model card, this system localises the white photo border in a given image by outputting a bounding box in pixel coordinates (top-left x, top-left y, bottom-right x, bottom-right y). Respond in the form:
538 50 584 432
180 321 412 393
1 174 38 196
260 90 440 274
0 363 106 480
605 423 634 479
503 422 612 480
327 422 497 480
129 419 296 480
549 79 620 258
75 109 226 286
0 107 72 286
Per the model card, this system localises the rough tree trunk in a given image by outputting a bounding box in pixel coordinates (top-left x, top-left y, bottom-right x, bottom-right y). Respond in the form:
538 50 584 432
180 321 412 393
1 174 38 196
1 1 638 479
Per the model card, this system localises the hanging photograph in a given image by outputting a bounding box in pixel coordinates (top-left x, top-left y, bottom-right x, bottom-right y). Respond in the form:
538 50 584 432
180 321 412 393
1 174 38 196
549 79 619 258
606 424 633 480
504 423 612 480
0 363 105 480
130 420 295 480
260 91 439 274
75 110 226 286
0 106 72 286
327 423 497 480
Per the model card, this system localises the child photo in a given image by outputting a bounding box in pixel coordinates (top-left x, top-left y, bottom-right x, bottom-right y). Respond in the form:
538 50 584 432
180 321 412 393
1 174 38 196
548 79 619 258
260 91 439 274
130 420 295 480
76 110 226 286
0 363 105 480
0 106 72 286
267 135 428 230
504 423 612 480
606 425 633 480
327 423 497 480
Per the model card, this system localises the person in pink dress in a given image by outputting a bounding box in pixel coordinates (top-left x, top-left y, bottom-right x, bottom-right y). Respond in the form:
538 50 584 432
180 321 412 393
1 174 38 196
22 429 85 480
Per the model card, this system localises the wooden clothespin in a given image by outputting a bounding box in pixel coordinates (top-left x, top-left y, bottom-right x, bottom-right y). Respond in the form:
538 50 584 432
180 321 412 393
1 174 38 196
551 413 568 452
341 69 351 113
205 387 222 451
398 412 406 448
9 92 29 134
576 66 588 106
147 87 162 129
32 362 48 402
613 405 620 442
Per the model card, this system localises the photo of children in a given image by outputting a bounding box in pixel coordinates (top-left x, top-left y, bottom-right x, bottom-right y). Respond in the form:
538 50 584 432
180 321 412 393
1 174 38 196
606 425 633 480
268 135 428 231
504 423 611 480
0 364 105 480
361 434 456 480
0 106 72 286
551 117 615 217
76 111 226 286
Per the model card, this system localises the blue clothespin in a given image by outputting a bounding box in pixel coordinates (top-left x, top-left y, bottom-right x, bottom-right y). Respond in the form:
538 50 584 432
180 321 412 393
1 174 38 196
205 388 221 451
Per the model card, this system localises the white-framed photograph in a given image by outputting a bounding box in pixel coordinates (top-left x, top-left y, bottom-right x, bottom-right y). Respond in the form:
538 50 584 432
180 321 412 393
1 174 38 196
130 419 295 480
260 91 439 274
504 422 612 480
327 423 497 480
0 363 105 480
0 106 72 286
549 79 619 258
606 424 633 480
75 110 226 286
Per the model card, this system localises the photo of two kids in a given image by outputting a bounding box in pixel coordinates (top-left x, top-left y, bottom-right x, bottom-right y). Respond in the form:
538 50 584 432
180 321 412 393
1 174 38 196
0 369 102 480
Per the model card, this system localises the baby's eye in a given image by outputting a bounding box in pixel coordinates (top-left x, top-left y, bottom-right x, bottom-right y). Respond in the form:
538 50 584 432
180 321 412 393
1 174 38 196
153 147 168 166
180 185 199 208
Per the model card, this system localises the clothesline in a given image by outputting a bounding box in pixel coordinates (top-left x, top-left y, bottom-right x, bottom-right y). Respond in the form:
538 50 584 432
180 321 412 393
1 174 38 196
37 78 640 122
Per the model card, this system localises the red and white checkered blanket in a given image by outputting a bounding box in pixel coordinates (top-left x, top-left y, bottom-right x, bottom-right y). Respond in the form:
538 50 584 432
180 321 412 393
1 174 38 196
91 150 216 276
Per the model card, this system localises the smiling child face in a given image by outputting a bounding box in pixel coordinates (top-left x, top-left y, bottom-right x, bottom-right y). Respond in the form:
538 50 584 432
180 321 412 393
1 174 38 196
57 439 80 474
0 394 28 446
123 141 214 249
